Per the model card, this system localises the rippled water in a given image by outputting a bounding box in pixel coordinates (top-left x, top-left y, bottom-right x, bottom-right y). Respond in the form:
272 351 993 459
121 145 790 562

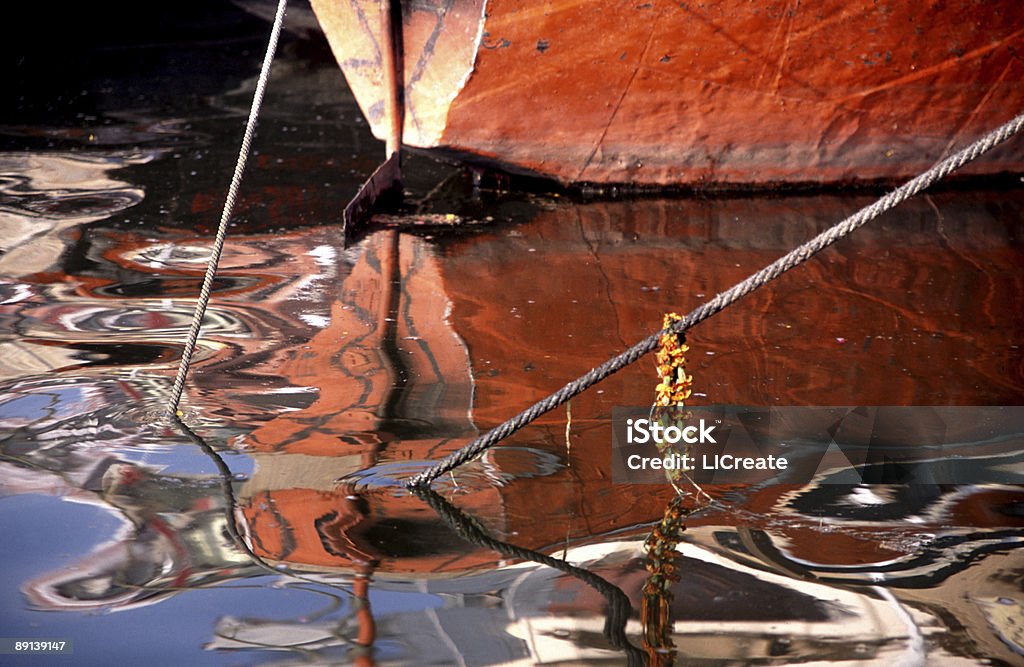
2 5 1023 666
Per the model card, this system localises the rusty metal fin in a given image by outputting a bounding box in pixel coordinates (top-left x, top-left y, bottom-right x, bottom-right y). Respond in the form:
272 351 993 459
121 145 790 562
342 151 402 246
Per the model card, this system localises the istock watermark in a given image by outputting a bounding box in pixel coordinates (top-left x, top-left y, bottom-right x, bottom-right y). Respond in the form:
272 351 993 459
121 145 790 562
611 406 1024 485
625 417 719 446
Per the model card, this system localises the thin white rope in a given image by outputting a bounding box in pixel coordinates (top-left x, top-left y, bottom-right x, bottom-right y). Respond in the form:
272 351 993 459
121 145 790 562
167 0 288 417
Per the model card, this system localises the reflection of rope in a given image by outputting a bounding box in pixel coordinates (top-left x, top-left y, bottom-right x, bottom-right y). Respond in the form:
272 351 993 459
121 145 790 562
166 0 288 417
408 111 1024 487
410 486 645 666
173 415 300 579
173 416 364 601
176 417 386 664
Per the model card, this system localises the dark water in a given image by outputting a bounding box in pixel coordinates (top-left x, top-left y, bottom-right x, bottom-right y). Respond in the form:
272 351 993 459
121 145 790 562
2 4 1023 665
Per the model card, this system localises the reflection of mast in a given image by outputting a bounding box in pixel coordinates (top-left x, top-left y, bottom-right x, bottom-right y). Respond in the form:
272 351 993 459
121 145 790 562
378 229 408 427
352 570 377 667
290 230 392 666
310 485 378 664
242 229 476 455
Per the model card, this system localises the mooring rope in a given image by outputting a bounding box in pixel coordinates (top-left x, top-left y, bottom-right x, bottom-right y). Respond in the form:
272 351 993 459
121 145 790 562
407 111 1024 487
166 0 288 418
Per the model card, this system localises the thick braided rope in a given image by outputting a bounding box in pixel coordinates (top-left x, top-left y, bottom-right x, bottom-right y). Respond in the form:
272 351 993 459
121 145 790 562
167 0 288 417
407 111 1024 487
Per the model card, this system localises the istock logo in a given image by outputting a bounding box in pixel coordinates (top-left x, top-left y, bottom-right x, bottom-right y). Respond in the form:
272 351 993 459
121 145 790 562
625 417 717 445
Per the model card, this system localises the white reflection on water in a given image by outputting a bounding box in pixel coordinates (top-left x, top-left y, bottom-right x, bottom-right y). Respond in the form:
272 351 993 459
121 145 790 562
0 152 154 276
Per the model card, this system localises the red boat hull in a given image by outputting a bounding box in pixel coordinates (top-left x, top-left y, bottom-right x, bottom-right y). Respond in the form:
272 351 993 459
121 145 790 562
312 0 1024 187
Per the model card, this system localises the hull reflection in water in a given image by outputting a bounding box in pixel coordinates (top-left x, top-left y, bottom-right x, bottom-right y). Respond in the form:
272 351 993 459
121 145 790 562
1 187 1022 665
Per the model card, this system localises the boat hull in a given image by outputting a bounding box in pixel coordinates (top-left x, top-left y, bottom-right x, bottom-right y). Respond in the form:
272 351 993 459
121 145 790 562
311 0 1024 187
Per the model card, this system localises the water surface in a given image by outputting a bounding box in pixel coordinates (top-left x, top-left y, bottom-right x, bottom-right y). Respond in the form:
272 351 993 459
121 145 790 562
2 5 1023 665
